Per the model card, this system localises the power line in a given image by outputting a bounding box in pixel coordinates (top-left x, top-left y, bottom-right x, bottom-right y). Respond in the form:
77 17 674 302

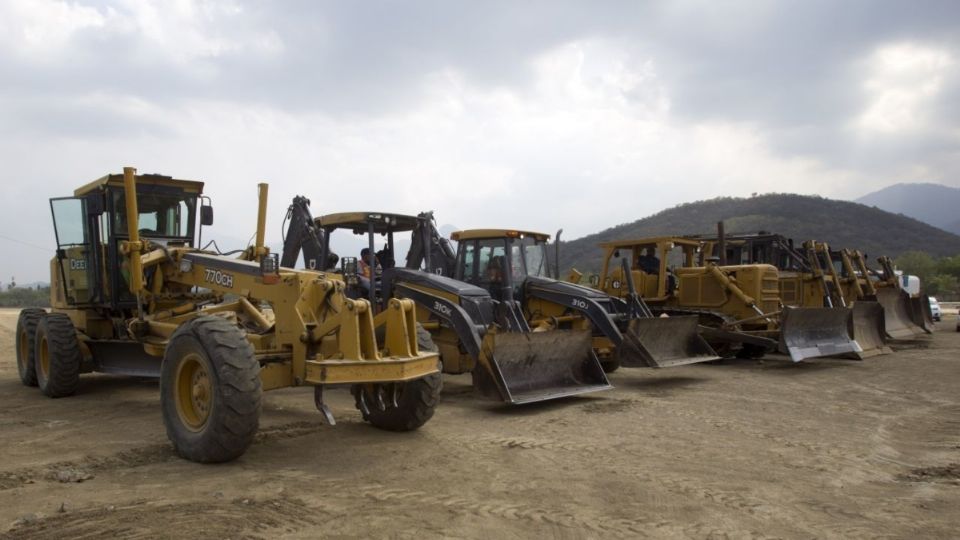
0 234 51 252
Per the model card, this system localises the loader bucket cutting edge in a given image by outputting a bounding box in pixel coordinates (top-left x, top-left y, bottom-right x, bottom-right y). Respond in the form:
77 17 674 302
778 306 861 362
618 316 719 368
908 295 935 334
875 288 925 339
846 301 892 359
476 330 612 405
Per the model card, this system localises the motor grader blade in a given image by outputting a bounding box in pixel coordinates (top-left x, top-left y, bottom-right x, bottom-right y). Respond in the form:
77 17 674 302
875 287 925 339
908 294 935 334
778 306 862 362
845 301 892 359
617 315 719 368
472 329 611 405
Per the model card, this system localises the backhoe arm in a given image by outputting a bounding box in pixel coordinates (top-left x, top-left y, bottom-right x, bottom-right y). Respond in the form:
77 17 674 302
281 196 331 270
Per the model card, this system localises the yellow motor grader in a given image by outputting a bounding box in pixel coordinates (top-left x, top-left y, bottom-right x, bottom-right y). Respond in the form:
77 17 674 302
16 168 441 463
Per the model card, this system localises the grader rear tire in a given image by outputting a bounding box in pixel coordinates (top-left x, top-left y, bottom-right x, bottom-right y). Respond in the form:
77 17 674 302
160 316 262 463
355 324 442 432
16 308 46 387
35 313 82 398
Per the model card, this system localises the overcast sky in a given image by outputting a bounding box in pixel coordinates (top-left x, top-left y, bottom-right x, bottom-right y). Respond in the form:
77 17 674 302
2 0 958 283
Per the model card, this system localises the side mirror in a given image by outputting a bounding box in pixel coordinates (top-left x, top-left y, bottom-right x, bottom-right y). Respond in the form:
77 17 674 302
200 205 214 226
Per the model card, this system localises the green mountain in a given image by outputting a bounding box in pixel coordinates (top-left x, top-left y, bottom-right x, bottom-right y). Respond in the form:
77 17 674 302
559 194 960 273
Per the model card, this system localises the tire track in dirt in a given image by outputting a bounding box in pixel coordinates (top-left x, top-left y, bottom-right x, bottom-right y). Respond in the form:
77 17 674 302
443 432 779 521
439 403 885 536
601 397 873 470
358 484 779 539
4 495 326 539
0 421 327 490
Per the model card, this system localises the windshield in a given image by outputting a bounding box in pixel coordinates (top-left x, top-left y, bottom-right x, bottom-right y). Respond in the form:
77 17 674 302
521 236 548 277
112 189 197 240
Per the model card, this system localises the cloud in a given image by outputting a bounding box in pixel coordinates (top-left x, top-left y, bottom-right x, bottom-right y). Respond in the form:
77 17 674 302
856 43 953 134
0 1 958 282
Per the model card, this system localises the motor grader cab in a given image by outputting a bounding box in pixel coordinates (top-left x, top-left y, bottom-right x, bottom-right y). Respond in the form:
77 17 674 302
450 229 717 372
593 237 862 361
18 168 442 463
695 233 890 359
280 200 611 404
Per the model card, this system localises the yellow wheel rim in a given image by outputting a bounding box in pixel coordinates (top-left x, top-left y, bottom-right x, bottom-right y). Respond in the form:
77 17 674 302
37 333 50 380
174 353 212 432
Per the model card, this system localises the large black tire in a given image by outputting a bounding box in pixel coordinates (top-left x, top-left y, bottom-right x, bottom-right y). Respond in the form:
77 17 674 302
600 357 621 374
15 308 46 387
160 316 262 463
34 313 82 398
355 324 442 432
735 343 768 359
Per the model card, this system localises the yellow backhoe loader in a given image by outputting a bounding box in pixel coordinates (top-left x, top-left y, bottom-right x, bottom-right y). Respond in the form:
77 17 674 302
280 201 612 404
16 168 441 463
445 229 718 373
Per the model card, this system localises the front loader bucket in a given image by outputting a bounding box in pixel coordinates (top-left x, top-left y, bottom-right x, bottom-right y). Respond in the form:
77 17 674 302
846 302 892 359
472 329 612 405
617 316 719 368
778 306 861 362
875 287 925 339
908 295 935 334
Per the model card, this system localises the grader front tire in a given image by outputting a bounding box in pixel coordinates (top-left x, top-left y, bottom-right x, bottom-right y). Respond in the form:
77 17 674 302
160 316 262 463
34 313 82 398
355 324 442 432
15 308 46 387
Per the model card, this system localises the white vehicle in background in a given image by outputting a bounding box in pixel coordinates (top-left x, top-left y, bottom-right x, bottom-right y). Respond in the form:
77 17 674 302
899 273 921 296
929 297 941 322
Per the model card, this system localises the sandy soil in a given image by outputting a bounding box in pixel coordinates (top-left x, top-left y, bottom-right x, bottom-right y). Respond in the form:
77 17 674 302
0 307 958 539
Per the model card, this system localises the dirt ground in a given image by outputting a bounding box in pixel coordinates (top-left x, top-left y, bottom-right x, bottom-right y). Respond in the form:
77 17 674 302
0 308 958 539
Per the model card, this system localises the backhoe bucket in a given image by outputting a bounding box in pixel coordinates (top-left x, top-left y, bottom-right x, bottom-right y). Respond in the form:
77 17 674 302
908 294 935 334
472 329 612 405
618 315 720 368
846 302 892 359
778 306 861 362
875 287 925 339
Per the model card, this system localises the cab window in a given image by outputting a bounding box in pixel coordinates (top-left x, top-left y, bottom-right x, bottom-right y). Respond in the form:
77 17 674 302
521 236 548 277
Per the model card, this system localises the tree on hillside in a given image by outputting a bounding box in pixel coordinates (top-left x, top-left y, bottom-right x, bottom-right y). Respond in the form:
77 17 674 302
896 251 937 286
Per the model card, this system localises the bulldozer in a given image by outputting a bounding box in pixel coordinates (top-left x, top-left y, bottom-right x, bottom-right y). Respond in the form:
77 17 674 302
694 232 891 358
584 236 863 361
863 254 933 337
17 168 442 463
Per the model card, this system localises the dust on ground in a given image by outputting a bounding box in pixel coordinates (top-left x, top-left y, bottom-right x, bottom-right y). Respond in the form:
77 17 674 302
1 308 958 539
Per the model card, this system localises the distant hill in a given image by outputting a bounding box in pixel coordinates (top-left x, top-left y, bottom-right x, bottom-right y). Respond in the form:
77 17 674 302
857 183 960 235
559 194 960 273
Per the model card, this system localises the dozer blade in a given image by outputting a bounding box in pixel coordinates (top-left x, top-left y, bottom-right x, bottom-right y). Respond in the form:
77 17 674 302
875 287 926 339
845 301 892 359
617 316 720 368
472 329 612 405
908 294 935 334
778 306 861 362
